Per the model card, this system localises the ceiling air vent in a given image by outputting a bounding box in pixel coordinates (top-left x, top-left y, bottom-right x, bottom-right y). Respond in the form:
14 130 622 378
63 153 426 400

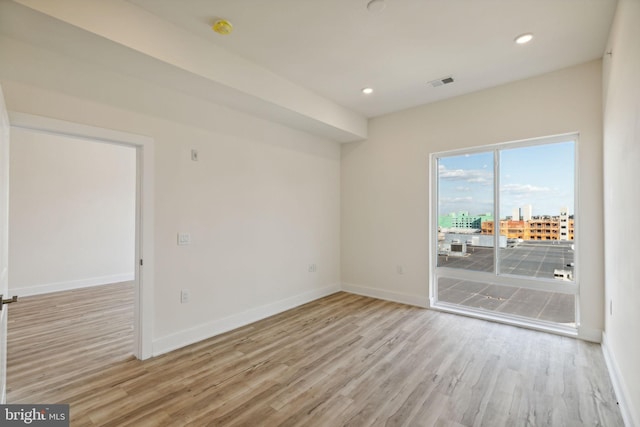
429 76 455 87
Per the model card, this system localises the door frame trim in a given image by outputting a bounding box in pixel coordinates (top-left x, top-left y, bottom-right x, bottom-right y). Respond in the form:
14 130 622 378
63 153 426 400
8 112 154 360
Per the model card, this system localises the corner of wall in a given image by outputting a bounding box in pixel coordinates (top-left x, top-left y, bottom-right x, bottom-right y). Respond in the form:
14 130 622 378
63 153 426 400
341 282 429 308
577 325 602 343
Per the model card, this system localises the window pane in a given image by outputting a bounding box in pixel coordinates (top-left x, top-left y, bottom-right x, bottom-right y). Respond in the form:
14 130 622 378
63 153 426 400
437 277 575 325
497 142 575 280
437 152 494 272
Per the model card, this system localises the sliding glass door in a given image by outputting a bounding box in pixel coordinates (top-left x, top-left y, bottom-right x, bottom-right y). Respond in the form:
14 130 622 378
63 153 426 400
432 135 577 331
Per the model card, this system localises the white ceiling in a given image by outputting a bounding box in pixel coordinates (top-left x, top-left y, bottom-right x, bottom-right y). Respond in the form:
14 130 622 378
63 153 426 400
0 0 618 142
127 0 617 118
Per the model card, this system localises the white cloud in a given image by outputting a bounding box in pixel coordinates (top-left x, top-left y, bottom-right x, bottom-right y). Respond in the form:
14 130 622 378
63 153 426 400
440 196 474 203
439 165 492 184
501 183 550 194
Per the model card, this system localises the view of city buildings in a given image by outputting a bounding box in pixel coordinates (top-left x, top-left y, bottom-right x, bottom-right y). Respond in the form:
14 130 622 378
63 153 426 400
438 205 574 241
438 204 575 283
437 211 493 230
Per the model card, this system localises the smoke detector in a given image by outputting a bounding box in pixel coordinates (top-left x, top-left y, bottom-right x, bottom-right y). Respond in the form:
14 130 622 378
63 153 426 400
428 76 455 87
212 19 233 35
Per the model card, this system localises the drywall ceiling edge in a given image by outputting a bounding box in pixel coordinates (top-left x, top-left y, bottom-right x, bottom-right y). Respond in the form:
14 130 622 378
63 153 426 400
9 0 367 142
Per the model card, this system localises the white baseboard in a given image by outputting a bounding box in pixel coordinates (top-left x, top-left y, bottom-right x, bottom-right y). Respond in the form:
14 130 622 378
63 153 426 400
341 282 428 308
578 325 602 343
152 284 341 356
10 273 135 297
602 332 638 427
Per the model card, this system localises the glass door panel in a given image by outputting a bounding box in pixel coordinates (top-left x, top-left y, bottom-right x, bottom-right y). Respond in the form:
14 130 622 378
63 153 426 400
436 152 494 272
497 142 575 281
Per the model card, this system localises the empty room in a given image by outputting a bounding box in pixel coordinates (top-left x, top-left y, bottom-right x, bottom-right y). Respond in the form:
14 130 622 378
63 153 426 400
0 0 638 425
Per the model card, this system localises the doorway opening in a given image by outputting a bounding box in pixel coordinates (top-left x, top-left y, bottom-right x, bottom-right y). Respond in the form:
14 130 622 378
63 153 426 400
4 113 154 401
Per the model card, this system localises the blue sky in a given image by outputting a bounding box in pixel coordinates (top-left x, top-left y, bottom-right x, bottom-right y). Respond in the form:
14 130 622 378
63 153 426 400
438 141 575 218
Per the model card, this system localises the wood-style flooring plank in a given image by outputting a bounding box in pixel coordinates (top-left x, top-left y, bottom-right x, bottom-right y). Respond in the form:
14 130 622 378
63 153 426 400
6 284 624 426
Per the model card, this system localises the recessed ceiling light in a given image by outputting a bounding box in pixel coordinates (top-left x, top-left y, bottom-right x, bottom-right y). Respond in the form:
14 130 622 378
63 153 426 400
514 33 533 44
362 87 374 94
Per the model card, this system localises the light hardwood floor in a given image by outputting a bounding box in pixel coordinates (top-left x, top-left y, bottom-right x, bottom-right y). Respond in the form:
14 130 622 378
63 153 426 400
7 283 624 426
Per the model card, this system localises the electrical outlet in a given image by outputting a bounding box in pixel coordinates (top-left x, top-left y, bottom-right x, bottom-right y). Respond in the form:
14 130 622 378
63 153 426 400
181 289 190 304
177 233 191 246
308 263 317 273
396 265 404 275
191 149 199 161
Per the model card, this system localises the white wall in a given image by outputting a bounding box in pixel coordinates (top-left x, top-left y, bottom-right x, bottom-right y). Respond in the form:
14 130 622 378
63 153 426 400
9 128 136 295
0 35 341 355
602 0 640 424
342 60 604 339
